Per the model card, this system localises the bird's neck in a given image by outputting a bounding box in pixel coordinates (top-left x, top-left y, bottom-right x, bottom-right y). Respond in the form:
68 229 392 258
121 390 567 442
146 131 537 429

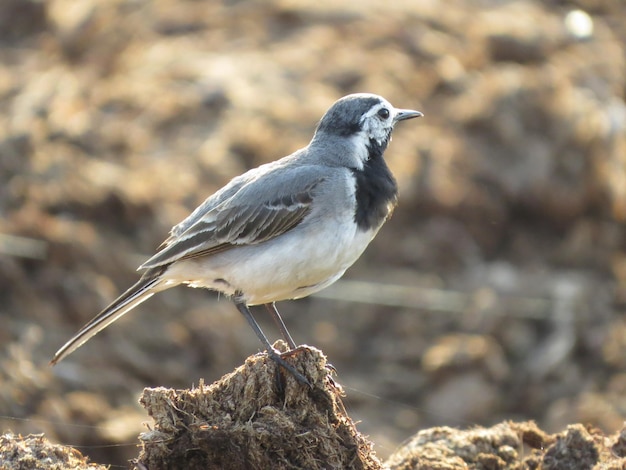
367 136 390 159
351 139 398 231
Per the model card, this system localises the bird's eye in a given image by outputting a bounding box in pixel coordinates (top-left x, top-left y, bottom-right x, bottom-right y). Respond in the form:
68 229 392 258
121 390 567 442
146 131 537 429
377 108 390 119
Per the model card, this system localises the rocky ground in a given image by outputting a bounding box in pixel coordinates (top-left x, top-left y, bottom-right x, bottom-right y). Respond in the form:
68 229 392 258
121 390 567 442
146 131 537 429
1 0 625 468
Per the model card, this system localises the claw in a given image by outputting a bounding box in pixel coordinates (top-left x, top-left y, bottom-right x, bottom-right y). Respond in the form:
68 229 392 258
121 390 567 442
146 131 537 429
267 348 312 388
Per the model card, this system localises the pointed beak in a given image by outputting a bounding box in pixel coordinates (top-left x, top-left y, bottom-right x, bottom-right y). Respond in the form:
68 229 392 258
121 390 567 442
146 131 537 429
394 109 423 122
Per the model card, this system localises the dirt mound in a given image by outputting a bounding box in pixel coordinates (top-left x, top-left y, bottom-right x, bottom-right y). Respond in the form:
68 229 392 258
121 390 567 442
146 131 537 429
0 433 106 470
2 349 625 469
138 342 380 470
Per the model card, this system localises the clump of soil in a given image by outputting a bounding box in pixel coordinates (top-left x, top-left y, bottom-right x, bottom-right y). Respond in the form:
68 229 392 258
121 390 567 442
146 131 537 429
387 421 626 470
0 433 106 470
137 341 382 470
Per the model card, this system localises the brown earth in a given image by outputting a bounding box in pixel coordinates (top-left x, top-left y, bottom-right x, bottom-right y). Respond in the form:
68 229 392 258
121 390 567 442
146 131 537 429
1 0 625 468
2 346 625 468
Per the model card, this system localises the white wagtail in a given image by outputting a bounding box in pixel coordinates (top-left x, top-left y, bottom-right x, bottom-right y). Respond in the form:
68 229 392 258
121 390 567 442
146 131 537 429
51 93 422 383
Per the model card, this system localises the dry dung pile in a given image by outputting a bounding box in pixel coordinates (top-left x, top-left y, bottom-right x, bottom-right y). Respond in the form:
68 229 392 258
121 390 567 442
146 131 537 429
387 421 626 470
137 342 381 470
2 347 625 469
0 433 106 470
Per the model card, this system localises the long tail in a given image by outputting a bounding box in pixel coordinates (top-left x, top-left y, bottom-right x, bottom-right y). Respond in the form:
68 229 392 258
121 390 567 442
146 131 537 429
50 268 167 365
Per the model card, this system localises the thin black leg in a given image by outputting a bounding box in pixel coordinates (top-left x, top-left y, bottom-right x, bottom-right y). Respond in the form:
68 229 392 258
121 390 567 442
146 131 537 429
234 300 310 387
264 302 297 350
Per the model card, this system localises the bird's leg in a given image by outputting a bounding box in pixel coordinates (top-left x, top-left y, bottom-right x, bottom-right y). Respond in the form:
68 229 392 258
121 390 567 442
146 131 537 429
234 300 310 387
265 303 337 374
264 302 297 350
263 303 319 366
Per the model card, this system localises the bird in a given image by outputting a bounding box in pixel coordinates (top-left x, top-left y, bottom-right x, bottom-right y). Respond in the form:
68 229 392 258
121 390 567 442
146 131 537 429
50 93 422 384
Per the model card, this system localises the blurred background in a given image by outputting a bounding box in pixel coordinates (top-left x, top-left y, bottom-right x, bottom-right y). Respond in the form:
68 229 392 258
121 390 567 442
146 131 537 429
1 0 625 466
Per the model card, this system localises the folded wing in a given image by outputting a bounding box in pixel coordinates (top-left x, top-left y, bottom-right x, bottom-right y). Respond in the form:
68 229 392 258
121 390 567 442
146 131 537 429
140 176 323 269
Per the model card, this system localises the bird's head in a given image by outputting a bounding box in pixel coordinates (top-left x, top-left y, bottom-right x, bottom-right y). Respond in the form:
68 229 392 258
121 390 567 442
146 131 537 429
312 93 422 168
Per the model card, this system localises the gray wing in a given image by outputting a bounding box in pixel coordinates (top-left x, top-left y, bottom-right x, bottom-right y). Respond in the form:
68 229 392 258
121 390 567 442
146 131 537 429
163 172 253 244
140 166 324 269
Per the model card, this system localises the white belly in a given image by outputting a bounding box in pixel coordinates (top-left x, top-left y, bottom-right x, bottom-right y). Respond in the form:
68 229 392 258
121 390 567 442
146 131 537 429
162 220 379 305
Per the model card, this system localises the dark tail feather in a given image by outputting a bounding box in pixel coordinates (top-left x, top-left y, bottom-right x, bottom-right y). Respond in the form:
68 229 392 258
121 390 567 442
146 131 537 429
50 270 166 365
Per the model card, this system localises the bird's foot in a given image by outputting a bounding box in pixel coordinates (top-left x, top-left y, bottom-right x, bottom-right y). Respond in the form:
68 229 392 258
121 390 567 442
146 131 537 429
279 345 336 374
278 344 311 358
266 347 312 388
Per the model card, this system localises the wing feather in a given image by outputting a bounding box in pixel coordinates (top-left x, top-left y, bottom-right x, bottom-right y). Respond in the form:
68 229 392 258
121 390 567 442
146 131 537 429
140 176 322 269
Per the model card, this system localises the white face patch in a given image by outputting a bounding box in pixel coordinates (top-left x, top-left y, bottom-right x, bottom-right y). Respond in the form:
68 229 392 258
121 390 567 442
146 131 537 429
345 98 398 168
359 100 396 145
